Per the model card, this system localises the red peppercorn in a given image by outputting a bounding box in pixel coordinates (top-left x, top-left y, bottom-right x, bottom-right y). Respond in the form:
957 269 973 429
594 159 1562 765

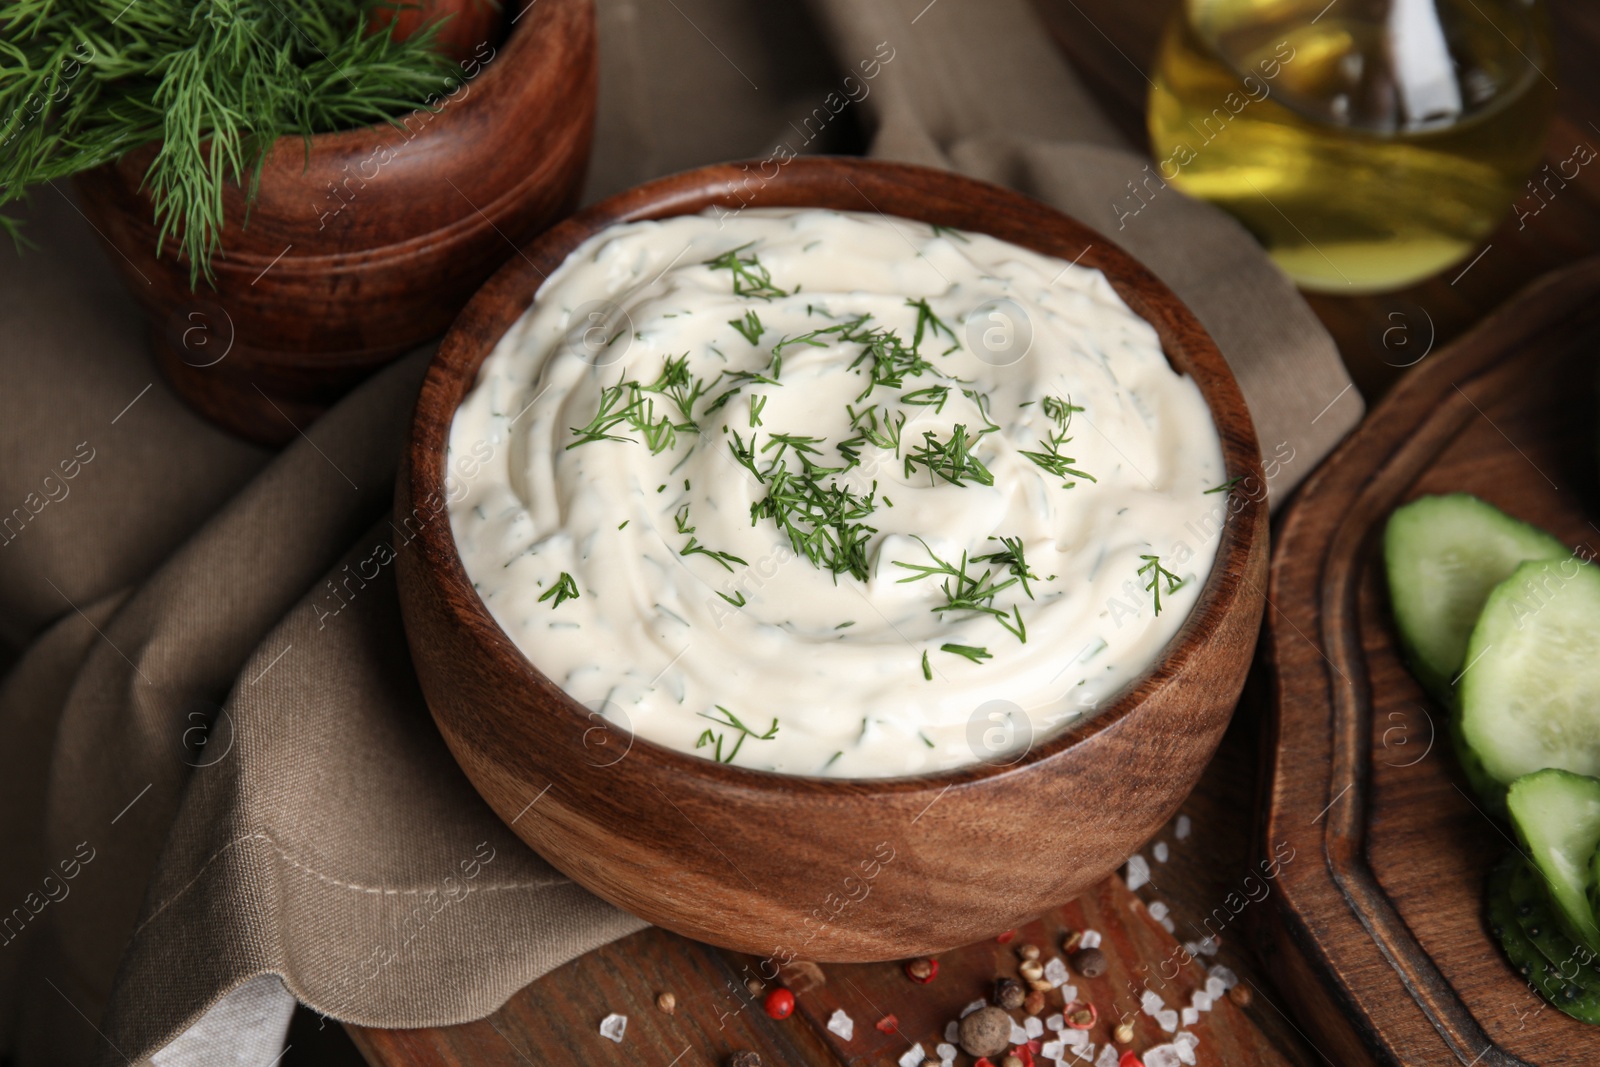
1010 1045 1036 1067
1119 1052 1144 1067
875 1013 899 1034
904 957 939 984
996 929 1017 944
974 1059 995 1067
763 987 795 1020
1066 1003 1098 1030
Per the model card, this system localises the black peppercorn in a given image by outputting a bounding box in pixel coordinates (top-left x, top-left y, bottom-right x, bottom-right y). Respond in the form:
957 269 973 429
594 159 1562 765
994 977 1026 1010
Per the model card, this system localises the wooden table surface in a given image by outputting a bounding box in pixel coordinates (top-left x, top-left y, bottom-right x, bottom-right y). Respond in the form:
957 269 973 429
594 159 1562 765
336 1 1600 1064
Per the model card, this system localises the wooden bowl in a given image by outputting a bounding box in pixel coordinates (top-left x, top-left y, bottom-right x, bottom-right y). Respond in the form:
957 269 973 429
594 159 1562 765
73 0 595 446
395 159 1269 961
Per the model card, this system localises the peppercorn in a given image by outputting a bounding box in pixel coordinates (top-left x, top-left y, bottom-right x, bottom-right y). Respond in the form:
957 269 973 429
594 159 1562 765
1023 989 1046 1016
745 977 765 997
1067 1003 1098 1029
905 957 939 984
997 929 1017 944
729 1053 762 1067
1118 1051 1144 1067
1229 983 1253 1007
995 977 1026 1010
1114 1020 1135 1043
1027 978 1053 994
656 991 676 1014
1017 943 1041 962
958 1005 1013 1058
1018 959 1044 982
763 987 795 1019
779 960 826 994
1002 1057 1025 1067
1071 946 1108 978
1062 930 1083 953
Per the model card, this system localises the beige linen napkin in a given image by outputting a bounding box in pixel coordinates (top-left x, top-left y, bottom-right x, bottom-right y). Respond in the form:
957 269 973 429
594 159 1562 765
0 0 1360 1063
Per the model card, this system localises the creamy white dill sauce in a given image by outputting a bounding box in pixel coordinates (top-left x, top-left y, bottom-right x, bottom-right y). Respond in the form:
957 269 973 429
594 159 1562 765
448 209 1225 778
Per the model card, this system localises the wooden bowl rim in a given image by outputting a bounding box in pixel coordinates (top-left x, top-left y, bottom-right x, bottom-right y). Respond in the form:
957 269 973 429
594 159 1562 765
405 156 1265 795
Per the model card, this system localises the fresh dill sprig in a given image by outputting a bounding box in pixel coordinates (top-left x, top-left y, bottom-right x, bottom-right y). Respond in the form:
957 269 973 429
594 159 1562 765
836 403 905 468
1021 394 1096 488
704 243 788 300
0 0 460 285
974 536 1039 599
893 537 1027 642
941 642 992 664
906 297 958 355
717 590 747 607
1139 553 1183 615
928 223 969 243
899 385 950 413
904 425 994 487
1204 476 1244 495
674 503 747 573
567 356 707 453
729 310 765 345
537 571 580 609
748 394 767 428
731 431 880 582
696 705 778 763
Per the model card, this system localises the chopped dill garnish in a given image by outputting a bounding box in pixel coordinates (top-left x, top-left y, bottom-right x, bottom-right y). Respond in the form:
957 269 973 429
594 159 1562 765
894 537 1028 642
1020 394 1096 487
617 520 629 530
537 572 580 609
837 403 905 468
921 650 932 680
1139 553 1184 615
941 642 992 664
899 384 950 413
704 244 788 300
567 355 707 454
906 297 958 355
696 705 779 763
929 223 970 242
904 425 994 487
729 310 765 345
674 503 748 573
835 620 855 629
717 590 747 607
974 536 1039 599
1204 476 1244 495
748 393 767 427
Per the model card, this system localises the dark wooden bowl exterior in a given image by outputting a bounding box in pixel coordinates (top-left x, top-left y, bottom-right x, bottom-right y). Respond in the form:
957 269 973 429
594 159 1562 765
73 0 595 446
1261 258 1600 1066
395 158 1269 961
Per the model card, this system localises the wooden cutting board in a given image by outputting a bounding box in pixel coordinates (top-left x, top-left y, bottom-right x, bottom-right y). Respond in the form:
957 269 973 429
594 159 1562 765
1261 257 1600 1066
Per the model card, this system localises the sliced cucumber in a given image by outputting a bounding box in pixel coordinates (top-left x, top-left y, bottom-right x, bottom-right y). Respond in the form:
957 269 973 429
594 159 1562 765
1460 561 1600 784
1489 854 1600 1023
1509 855 1600 979
1384 494 1568 699
1507 769 1600 953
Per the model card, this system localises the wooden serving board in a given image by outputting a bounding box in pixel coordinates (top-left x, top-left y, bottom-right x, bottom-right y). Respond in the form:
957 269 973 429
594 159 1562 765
1261 257 1600 1066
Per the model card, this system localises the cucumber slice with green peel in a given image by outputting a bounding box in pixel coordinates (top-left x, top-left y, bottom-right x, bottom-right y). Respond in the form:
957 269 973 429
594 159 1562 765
1507 770 1600 954
1508 855 1600 980
1460 561 1600 785
1489 854 1600 1023
1384 494 1569 699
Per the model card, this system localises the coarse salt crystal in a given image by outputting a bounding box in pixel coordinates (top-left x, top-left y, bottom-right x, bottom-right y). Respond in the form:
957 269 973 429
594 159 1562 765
1176 1036 1198 1065
1208 963 1239 990
1181 1006 1199 1026
1046 1013 1065 1032
1141 989 1165 1015
598 1013 627 1043
1096 1045 1120 1067
1144 1044 1182 1067
1175 814 1192 839
1205 976 1226 1000
1126 853 1151 891
1044 957 1070 988
1174 1031 1200 1052
1161 917 1177 934
1157 1008 1180 1033
828 1009 854 1041
1191 990 1213 1012
946 1021 961 1043
1197 936 1219 957
938 1042 958 1064
1009 1019 1030 1045
898 1043 925 1067
1059 984 1078 1004
1074 1046 1097 1063
1183 941 1204 958
1026 1016 1045 1038
1042 1040 1066 1059
1080 930 1102 950
961 999 987 1018
1154 840 1170 863
1148 901 1170 922
1063 1028 1089 1047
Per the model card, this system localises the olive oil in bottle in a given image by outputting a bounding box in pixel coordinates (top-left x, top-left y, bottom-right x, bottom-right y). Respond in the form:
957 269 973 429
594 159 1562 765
1147 0 1555 293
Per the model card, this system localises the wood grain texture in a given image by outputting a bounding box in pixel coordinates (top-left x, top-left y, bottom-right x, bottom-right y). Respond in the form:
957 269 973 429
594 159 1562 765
393 157 1269 962
350 872 1294 1067
72 0 596 445
1262 257 1600 1067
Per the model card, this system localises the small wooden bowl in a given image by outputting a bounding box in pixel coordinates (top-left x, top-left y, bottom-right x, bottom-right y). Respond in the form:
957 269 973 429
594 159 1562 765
74 0 595 446
396 159 1269 961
